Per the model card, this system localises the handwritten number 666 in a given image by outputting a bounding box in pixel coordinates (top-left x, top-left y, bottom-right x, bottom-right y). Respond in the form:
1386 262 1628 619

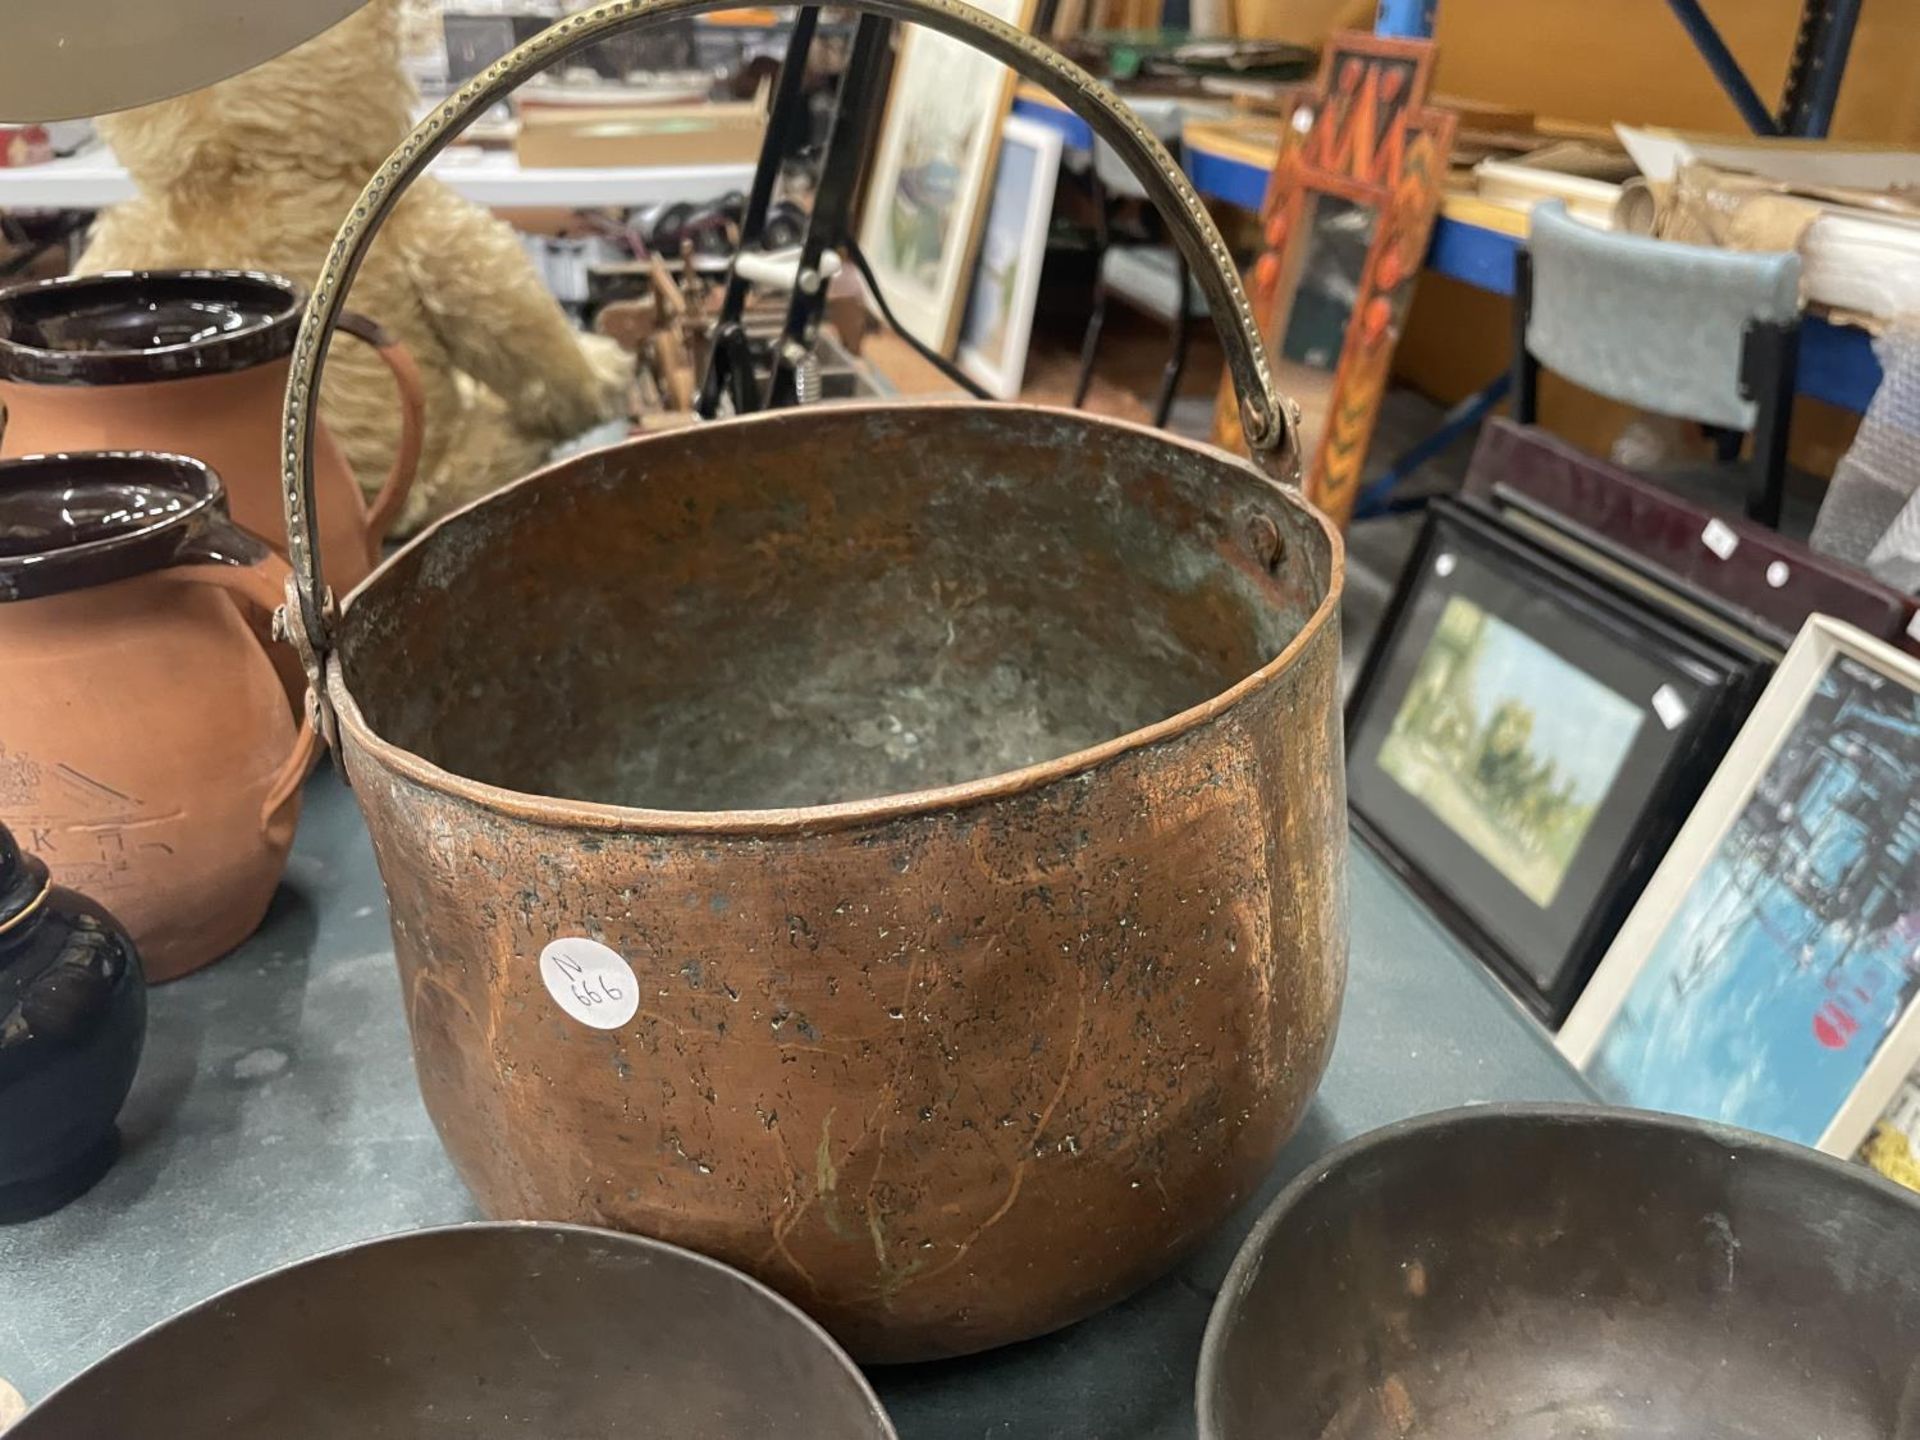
553 952 626 1004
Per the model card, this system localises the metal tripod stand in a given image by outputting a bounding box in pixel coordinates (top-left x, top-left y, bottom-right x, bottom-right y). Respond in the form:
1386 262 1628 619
694 6 988 417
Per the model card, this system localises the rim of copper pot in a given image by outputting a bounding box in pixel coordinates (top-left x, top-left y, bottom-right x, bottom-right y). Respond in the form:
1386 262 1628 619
328 401 1345 838
0 269 303 385
1192 1101 1920 1439
15 1219 900 1439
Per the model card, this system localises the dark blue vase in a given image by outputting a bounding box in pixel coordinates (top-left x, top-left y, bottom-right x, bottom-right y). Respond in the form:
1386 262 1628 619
0 819 146 1222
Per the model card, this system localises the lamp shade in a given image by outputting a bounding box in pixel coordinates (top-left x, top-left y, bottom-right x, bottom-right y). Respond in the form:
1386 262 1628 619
0 0 369 123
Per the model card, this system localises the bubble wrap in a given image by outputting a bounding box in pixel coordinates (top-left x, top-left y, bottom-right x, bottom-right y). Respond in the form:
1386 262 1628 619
1812 326 1920 593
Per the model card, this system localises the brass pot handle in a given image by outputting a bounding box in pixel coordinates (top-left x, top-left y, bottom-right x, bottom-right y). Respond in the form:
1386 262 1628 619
279 0 1296 672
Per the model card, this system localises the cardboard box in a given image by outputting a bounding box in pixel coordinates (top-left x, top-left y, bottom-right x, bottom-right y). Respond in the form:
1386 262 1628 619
515 99 764 169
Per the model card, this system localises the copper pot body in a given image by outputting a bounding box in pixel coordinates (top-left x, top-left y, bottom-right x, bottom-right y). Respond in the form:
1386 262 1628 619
326 404 1347 1361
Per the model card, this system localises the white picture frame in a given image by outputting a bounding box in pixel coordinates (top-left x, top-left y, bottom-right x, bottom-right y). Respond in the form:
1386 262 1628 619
1559 615 1920 1157
957 113 1062 400
854 0 1038 355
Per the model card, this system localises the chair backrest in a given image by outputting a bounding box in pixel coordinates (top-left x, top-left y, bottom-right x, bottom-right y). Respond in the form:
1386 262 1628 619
1524 200 1801 430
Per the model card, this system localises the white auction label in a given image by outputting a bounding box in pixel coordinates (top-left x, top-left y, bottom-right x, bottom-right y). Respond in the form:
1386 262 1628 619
540 937 640 1030
1650 683 1690 731
1700 518 1739 560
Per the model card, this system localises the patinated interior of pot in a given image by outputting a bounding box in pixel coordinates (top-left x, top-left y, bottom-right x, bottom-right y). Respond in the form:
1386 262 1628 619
339 406 1335 812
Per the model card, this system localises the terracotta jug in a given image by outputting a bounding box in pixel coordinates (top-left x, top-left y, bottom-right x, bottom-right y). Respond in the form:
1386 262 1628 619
0 451 318 982
0 269 423 595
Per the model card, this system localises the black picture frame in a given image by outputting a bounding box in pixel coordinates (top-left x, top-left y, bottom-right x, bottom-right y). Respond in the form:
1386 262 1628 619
1460 417 1920 658
1346 499 1768 1027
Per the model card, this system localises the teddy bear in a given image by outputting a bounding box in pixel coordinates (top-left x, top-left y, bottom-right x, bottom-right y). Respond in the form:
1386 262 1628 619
77 0 634 535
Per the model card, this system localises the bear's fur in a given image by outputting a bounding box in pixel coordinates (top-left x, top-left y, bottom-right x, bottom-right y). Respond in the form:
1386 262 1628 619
80 0 633 534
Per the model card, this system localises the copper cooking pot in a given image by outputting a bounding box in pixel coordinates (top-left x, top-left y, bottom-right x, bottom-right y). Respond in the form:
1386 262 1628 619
276 0 1346 1363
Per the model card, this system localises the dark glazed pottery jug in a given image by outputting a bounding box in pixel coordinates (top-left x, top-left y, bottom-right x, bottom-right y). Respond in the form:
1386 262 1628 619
0 819 146 1222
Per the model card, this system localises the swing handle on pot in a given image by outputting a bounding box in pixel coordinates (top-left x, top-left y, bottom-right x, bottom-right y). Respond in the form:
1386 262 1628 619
278 0 1298 715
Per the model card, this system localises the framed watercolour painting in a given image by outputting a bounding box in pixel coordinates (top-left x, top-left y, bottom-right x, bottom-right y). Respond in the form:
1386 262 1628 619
1560 616 1920 1157
855 0 1038 355
958 112 1061 400
1347 501 1764 1026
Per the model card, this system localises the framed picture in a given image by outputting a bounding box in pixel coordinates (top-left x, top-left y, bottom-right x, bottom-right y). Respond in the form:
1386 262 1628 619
855 0 1038 355
1861 1069 1920 1192
1464 417 1920 658
1560 616 1920 1157
957 112 1062 400
1347 500 1765 1026
1209 32 1455 530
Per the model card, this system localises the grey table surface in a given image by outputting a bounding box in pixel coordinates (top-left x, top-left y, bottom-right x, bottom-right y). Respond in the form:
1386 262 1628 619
0 773 1591 1434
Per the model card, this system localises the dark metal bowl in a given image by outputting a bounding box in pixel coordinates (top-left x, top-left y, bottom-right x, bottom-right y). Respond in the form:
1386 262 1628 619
13 1222 897 1438
1199 1105 1920 1439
